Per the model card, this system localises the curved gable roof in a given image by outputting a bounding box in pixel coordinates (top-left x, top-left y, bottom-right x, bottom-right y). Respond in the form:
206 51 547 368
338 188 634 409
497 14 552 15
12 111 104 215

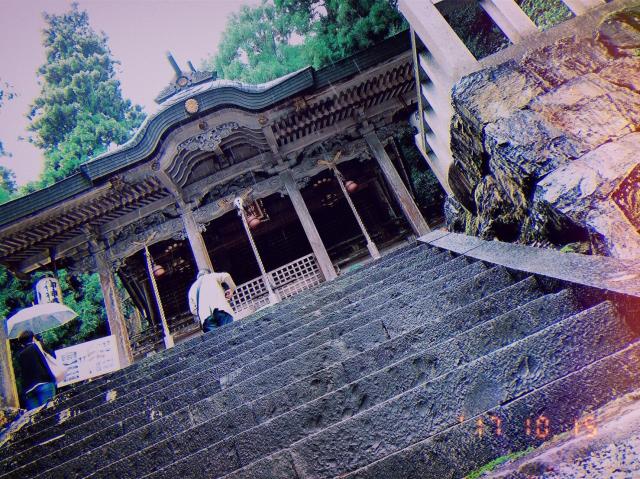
0 30 410 228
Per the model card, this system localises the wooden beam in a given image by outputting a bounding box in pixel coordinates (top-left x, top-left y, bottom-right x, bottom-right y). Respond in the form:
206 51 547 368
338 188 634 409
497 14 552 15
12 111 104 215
92 240 134 367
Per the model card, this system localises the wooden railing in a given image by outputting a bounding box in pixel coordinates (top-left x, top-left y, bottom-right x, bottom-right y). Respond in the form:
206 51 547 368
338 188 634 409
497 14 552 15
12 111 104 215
130 253 324 358
230 253 323 319
399 0 606 197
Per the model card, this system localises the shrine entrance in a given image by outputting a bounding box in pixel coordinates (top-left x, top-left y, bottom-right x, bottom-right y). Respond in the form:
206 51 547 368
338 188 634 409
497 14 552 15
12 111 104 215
0 32 436 365
119 156 414 358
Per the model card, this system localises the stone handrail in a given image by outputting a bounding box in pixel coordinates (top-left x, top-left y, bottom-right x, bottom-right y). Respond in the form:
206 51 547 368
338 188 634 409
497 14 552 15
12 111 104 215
399 0 606 197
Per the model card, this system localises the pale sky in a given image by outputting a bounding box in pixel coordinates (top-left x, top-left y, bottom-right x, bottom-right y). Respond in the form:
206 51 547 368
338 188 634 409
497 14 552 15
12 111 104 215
0 0 261 186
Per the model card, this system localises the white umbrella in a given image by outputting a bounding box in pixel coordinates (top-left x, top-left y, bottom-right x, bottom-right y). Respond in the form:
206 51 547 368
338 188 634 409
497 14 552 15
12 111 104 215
6 303 78 339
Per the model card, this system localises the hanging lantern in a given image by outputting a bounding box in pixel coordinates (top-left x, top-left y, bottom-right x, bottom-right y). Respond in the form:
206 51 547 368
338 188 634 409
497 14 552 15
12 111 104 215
35 276 63 305
345 180 359 193
153 263 166 277
245 198 268 228
247 214 262 229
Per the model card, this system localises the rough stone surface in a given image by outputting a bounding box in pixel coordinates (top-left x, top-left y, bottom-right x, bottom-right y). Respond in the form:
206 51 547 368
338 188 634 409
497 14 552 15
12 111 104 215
289 302 632 478
448 4 640 258
1 238 639 479
345 342 640 479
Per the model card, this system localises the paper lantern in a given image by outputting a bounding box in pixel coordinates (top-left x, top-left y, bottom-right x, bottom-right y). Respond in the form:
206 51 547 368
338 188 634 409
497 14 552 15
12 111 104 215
345 180 359 193
153 264 166 277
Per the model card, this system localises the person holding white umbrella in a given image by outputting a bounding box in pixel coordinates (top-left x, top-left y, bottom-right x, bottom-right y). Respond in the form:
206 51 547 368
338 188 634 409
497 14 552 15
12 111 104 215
16 330 58 410
5 286 76 409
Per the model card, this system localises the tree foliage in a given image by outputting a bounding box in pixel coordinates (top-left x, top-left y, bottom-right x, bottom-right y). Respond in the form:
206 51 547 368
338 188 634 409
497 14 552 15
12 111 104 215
0 80 17 204
206 2 308 84
439 0 572 60
518 0 572 31
0 80 16 158
274 0 406 68
2 4 143 356
0 167 16 204
207 0 406 84
26 3 145 189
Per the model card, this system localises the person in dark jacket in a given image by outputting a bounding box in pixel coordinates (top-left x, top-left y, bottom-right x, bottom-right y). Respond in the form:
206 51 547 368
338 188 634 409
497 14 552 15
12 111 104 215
16 330 56 410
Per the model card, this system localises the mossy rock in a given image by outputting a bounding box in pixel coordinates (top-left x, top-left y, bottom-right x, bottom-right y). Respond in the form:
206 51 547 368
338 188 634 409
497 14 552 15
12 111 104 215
559 241 592 255
597 4 640 57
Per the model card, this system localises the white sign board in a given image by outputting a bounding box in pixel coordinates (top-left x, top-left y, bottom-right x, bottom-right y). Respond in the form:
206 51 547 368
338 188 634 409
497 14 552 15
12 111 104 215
55 335 121 387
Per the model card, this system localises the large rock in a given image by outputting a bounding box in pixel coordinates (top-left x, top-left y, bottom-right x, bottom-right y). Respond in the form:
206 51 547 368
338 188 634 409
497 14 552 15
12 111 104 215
533 133 640 258
448 4 640 258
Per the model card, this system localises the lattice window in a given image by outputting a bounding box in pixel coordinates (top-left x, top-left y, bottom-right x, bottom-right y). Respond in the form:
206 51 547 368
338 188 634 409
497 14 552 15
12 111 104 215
230 254 323 319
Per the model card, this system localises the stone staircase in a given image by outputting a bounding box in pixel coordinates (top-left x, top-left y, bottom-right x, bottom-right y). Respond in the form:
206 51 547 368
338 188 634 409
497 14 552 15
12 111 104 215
1 233 639 479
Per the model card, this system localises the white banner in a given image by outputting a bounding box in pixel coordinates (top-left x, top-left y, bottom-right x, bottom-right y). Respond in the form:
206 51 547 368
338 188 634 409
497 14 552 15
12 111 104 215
55 335 121 387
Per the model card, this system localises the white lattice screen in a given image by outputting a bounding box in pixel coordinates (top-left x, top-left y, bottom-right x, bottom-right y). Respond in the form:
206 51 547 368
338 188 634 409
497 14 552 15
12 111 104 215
230 254 323 319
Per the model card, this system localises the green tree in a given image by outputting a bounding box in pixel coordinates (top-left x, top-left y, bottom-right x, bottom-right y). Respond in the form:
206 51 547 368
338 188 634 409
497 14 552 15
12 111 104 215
519 0 572 30
0 166 17 204
206 0 405 84
26 3 145 188
2 4 142 354
439 0 571 59
0 81 17 204
205 1 308 84
274 0 406 68
0 80 16 158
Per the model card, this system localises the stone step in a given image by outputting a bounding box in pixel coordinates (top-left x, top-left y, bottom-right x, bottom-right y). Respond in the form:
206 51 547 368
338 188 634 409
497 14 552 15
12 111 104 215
212 300 632 479
342 341 640 479
39 244 441 418
281 301 632 479
53 242 424 400
83 288 581 479
6 251 460 454
219 330 640 479
14 245 446 439
1 263 516 476
0 258 486 464
10 272 537 479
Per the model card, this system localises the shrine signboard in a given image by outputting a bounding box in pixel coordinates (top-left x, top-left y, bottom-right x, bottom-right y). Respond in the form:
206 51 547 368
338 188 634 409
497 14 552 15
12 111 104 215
56 335 121 386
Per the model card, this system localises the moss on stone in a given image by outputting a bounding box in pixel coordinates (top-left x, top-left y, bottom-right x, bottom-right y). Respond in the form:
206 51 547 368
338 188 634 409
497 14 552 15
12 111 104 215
465 446 536 479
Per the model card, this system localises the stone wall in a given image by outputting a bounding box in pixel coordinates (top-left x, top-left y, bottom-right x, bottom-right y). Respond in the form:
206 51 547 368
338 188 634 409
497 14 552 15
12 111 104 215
447 4 640 259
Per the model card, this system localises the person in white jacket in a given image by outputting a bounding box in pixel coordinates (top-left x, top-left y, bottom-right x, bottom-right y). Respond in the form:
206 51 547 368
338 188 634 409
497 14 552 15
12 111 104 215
188 269 237 332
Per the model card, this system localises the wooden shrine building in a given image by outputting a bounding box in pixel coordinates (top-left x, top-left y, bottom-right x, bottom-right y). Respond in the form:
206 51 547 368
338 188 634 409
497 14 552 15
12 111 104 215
0 32 431 369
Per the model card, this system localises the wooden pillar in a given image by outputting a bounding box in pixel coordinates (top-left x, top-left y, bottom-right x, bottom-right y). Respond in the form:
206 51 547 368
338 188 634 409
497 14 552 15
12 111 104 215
364 131 431 237
479 0 538 43
180 204 214 273
281 171 337 281
92 244 133 368
560 0 604 15
0 322 19 408
399 0 477 78
156 170 213 273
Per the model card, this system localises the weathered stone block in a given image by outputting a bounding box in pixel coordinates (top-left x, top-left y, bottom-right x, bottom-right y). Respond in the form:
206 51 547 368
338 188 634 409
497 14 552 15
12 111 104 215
448 4 640 254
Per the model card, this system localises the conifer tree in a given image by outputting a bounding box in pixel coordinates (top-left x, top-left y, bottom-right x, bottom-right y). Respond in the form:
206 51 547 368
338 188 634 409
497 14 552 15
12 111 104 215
0 80 15 158
0 81 17 204
0 167 16 204
1 4 143 352
27 3 145 188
